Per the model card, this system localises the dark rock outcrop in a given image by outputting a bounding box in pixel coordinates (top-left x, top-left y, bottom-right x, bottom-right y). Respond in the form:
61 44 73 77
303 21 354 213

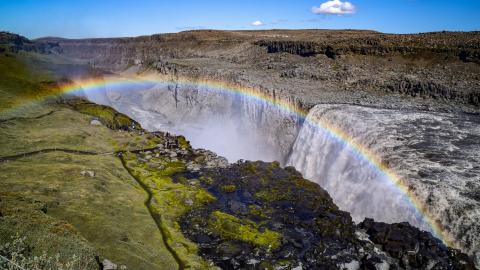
359 218 476 269
175 161 475 269
255 31 480 63
385 77 480 108
30 29 480 112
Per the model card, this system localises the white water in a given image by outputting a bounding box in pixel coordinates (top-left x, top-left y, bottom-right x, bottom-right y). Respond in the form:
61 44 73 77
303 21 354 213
286 106 428 230
286 104 480 262
82 80 301 163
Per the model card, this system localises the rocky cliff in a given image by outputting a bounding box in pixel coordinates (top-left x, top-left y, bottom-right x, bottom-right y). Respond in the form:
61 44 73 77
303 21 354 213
36 30 480 266
0 31 479 269
36 30 480 109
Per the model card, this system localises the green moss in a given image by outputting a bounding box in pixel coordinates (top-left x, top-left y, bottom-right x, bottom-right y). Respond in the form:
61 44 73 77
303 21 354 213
121 152 216 268
267 161 280 171
195 189 217 204
114 114 134 128
0 152 178 269
199 176 214 185
221 184 236 193
248 205 271 219
72 102 136 130
0 107 157 157
244 162 258 174
255 189 289 202
208 211 281 249
176 135 191 150
159 161 186 176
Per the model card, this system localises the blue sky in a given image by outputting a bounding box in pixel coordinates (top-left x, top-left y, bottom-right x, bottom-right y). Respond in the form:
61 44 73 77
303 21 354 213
1 0 479 39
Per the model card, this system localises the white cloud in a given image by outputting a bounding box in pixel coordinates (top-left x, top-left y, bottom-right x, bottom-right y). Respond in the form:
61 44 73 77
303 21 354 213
312 0 356 15
251 20 265 26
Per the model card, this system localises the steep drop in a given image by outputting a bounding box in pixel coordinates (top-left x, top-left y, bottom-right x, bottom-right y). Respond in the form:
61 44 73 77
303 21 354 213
79 77 480 262
287 104 480 259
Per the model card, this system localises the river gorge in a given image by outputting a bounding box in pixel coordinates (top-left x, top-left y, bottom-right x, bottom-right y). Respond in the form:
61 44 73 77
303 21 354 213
79 75 480 263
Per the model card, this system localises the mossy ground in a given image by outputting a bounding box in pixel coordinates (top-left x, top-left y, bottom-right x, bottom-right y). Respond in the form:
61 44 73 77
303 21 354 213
208 211 280 249
0 194 99 269
121 151 217 269
0 152 179 269
176 161 359 269
0 51 193 269
68 99 139 130
0 104 160 157
0 51 81 115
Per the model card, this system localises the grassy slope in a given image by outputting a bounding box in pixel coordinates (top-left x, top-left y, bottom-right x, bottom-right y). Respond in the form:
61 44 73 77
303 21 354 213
0 52 182 269
0 52 60 114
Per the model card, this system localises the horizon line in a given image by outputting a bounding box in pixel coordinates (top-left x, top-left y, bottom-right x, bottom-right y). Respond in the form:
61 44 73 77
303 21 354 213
2 28 478 41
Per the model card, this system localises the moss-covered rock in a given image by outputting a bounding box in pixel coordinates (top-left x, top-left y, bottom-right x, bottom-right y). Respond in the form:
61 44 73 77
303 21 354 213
176 161 362 268
208 211 281 249
120 150 216 269
67 99 139 130
176 135 191 150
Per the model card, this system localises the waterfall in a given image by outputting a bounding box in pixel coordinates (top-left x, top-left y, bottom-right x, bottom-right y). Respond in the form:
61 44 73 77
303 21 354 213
287 105 429 230
81 77 480 258
95 80 301 163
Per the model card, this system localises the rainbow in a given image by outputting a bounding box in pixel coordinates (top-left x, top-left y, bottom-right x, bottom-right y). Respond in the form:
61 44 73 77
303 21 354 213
5 73 458 248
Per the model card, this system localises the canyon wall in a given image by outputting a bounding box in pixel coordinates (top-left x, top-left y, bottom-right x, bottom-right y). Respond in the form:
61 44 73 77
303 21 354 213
82 78 303 164
37 30 480 109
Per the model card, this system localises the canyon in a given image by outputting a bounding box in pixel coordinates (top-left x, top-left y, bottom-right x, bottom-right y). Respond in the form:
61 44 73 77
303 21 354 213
1 30 479 269
80 74 480 265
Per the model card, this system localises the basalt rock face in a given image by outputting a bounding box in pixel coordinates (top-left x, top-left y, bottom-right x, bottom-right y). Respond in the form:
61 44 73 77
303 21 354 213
37 30 480 110
359 219 476 269
255 31 480 63
0 31 37 52
36 30 246 69
174 161 475 269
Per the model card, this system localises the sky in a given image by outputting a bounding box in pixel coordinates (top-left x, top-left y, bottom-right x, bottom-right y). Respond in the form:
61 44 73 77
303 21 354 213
1 0 479 39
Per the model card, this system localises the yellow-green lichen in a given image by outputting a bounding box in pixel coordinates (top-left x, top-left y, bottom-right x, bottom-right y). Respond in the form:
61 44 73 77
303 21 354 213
255 189 289 202
72 102 136 130
176 135 191 150
208 211 281 249
221 185 236 193
244 162 258 174
199 176 214 185
248 205 271 219
121 152 216 268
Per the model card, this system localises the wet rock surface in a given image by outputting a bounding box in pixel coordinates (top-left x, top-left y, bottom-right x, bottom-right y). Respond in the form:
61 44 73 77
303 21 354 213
359 219 476 269
173 161 475 269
